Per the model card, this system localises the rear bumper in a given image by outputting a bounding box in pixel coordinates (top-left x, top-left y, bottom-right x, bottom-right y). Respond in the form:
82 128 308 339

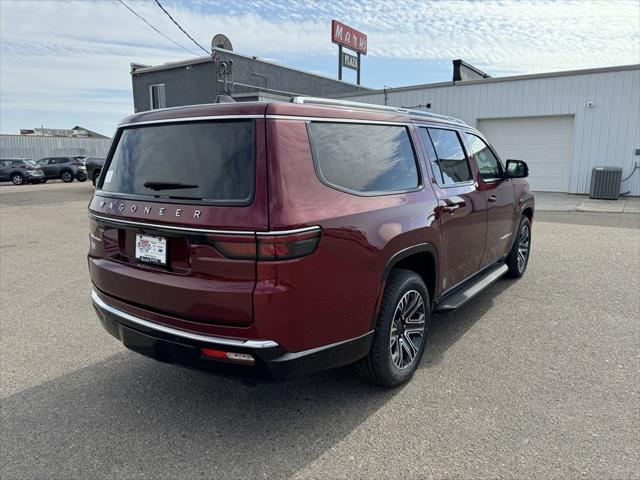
91 290 373 381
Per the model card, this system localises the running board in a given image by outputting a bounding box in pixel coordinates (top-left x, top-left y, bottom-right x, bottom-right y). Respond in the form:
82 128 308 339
435 263 509 311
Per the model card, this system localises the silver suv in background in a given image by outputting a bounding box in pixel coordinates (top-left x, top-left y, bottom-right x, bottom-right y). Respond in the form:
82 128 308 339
0 158 45 185
36 156 88 183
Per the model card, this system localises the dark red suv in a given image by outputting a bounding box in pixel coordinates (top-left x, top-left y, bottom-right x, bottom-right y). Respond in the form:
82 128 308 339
88 97 534 387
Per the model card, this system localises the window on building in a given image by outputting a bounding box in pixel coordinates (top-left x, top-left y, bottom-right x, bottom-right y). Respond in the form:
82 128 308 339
465 133 503 181
308 122 420 195
426 128 473 185
149 84 166 110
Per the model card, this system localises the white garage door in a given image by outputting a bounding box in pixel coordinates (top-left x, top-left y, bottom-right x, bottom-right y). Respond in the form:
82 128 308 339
477 116 574 192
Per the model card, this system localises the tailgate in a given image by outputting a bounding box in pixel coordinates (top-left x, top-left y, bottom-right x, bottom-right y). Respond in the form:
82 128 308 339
88 117 268 326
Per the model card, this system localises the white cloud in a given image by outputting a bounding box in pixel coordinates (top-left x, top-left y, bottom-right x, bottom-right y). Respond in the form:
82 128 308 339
1 0 638 134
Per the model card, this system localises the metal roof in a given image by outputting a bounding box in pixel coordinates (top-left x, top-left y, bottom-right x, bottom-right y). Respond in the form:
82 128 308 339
334 63 640 98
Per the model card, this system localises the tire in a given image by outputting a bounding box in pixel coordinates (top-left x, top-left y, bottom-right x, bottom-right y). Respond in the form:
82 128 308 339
78 177 87 182
354 269 429 388
506 216 532 278
92 170 100 186
60 170 73 183
11 173 25 185
41 179 47 184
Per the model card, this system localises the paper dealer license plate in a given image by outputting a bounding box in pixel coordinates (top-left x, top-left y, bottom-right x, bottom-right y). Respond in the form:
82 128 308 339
135 234 167 265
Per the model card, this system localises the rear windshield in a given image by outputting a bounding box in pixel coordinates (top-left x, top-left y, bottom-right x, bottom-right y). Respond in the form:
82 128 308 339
101 120 255 204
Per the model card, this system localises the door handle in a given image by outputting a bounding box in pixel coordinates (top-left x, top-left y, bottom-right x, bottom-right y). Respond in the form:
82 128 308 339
487 195 497 203
442 204 460 214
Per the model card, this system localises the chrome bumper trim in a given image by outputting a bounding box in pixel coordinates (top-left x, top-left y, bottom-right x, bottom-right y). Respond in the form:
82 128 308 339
91 290 279 349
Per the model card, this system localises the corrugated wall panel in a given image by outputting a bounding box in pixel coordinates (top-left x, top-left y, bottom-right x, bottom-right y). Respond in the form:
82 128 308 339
337 67 640 195
0 135 113 160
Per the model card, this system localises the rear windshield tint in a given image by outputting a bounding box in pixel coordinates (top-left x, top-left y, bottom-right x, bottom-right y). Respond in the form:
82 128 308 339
101 120 255 204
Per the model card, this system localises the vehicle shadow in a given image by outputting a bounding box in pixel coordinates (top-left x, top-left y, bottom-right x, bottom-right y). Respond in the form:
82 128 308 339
2 280 514 480
420 278 517 369
1 351 394 480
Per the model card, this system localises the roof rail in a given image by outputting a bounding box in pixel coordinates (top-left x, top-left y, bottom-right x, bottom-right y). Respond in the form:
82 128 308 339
291 96 466 125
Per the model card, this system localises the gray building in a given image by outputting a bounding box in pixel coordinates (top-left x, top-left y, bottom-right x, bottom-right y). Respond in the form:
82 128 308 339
0 134 112 161
336 64 640 196
130 47 368 113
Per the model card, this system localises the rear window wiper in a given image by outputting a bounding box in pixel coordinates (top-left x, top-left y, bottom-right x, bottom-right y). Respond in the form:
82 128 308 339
143 181 199 191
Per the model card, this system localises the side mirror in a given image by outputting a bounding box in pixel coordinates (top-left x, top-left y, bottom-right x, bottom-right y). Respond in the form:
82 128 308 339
506 159 529 178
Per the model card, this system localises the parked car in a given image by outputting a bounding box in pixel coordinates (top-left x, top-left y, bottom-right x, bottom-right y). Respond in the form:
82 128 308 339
36 156 88 182
85 157 106 186
0 158 45 185
88 98 534 387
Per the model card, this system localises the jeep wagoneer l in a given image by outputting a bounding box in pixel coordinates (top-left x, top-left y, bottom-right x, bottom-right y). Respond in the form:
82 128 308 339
88 97 533 387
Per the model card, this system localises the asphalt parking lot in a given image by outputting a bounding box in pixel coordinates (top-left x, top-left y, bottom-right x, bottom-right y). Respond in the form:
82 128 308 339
1 182 638 480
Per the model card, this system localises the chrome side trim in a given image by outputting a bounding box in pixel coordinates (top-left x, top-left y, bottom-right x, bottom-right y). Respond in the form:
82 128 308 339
91 290 279 349
119 114 264 128
88 212 321 237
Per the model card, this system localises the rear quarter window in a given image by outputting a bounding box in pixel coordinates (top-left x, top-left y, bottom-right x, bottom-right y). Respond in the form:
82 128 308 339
425 128 473 185
100 120 255 205
308 122 420 195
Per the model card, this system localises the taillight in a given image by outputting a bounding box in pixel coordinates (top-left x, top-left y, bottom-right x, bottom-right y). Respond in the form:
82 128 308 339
25 164 35 171
210 228 321 261
212 234 257 259
257 230 321 260
88 217 104 254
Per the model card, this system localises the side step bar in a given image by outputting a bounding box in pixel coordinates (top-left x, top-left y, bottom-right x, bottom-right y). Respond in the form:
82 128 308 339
435 263 509 311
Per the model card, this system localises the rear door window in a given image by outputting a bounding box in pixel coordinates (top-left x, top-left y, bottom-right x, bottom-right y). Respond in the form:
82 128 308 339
308 122 420 195
101 120 255 204
425 128 473 186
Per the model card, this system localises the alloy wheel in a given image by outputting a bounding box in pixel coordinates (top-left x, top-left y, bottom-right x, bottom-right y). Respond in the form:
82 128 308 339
12 174 23 185
389 290 425 369
517 223 530 272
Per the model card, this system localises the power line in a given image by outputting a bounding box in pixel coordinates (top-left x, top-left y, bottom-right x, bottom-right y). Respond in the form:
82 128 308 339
117 0 199 56
153 0 209 55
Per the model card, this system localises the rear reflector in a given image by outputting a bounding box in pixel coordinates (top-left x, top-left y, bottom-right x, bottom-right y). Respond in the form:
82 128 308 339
210 228 321 261
200 348 255 365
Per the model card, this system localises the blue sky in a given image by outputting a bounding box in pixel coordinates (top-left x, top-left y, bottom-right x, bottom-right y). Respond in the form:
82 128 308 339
1 0 639 136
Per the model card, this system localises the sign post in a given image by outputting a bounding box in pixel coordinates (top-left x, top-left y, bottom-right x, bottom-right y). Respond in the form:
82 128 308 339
331 19 366 85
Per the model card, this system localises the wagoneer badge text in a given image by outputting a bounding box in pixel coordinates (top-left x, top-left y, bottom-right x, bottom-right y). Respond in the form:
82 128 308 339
98 200 201 219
